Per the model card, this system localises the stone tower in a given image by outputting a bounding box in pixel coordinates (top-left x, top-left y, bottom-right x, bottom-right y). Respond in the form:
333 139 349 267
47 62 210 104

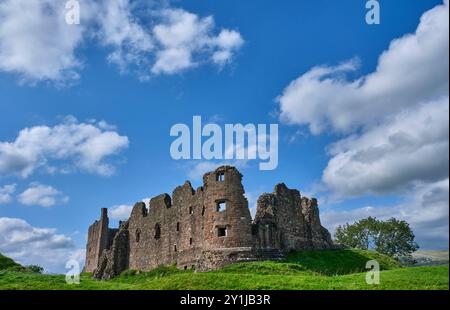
85 208 115 272
202 166 253 249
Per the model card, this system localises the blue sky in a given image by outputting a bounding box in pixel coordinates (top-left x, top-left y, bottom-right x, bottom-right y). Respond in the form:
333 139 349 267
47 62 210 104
0 0 448 273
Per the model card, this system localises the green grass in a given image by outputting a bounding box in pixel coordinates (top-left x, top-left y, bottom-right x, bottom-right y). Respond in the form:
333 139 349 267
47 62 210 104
0 250 447 290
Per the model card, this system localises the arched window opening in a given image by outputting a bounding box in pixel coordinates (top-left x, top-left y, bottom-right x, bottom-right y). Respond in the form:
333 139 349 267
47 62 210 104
154 224 161 240
135 229 141 243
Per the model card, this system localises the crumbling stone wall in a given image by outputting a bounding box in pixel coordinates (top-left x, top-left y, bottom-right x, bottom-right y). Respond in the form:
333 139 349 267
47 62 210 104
86 166 333 279
253 183 332 251
85 208 116 272
94 221 129 280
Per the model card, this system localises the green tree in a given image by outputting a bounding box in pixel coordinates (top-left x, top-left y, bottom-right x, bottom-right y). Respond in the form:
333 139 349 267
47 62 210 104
25 265 44 274
374 218 419 259
335 217 419 260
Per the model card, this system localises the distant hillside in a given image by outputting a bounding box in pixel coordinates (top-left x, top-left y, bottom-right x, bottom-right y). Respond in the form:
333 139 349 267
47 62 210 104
412 250 449 266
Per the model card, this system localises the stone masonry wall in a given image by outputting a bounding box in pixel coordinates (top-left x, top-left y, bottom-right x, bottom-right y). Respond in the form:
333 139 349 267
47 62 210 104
86 166 333 279
253 184 333 251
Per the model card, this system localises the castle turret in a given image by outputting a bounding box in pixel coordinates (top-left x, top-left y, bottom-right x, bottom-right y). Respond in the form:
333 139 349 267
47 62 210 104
202 166 253 249
85 208 111 272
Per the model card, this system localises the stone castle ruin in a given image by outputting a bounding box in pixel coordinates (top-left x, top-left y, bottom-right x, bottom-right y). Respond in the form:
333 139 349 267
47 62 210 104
85 166 333 279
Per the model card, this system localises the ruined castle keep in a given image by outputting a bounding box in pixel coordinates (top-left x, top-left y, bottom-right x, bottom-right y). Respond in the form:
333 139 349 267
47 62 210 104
85 166 333 279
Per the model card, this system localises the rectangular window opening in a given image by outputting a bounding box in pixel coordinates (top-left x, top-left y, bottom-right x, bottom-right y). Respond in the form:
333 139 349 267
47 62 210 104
216 172 225 182
216 201 226 212
218 227 227 237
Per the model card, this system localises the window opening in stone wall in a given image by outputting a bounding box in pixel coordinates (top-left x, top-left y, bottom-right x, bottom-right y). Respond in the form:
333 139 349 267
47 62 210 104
216 172 225 182
190 238 193 245
135 229 141 243
174 245 177 252
218 227 227 237
216 200 226 212
189 206 194 214
176 222 180 232
201 206 205 216
154 224 161 240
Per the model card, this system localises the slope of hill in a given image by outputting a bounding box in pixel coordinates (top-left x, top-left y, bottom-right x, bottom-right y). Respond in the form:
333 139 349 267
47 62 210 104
0 253 22 270
0 249 447 290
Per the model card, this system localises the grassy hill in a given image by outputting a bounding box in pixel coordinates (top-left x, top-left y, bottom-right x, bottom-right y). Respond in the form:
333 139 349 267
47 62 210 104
0 249 448 290
0 253 23 271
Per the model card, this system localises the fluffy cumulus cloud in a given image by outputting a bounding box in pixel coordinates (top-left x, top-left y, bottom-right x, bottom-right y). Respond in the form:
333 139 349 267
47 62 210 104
322 179 449 249
151 8 244 74
0 0 244 83
0 217 83 273
278 0 448 134
278 1 449 248
0 116 129 178
323 98 449 196
0 0 92 84
278 1 449 196
0 183 16 204
98 0 153 73
109 204 133 221
17 183 69 207
109 198 151 220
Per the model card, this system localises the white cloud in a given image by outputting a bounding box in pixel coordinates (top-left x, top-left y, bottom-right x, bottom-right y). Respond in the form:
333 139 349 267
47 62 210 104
109 204 133 221
0 116 129 178
151 8 244 74
322 179 449 249
0 1 244 83
17 183 69 207
98 0 153 73
323 98 449 197
0 0 92 84
278 1 449 199
276 1 449 249
212 29 245 66
109 197 151 220
0 183 16 204
141 197 151 209
0 217 83 273
278 1 449 134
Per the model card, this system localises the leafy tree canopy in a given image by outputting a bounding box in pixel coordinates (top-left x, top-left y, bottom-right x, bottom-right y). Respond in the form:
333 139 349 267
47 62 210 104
335 217 419 260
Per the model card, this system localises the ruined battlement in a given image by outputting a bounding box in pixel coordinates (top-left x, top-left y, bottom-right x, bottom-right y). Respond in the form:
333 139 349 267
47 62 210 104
86 166 332 279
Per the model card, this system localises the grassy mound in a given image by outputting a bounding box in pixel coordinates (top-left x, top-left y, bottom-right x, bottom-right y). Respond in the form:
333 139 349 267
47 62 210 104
0 249 447 290
221 249 400 276
0 253 23 271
